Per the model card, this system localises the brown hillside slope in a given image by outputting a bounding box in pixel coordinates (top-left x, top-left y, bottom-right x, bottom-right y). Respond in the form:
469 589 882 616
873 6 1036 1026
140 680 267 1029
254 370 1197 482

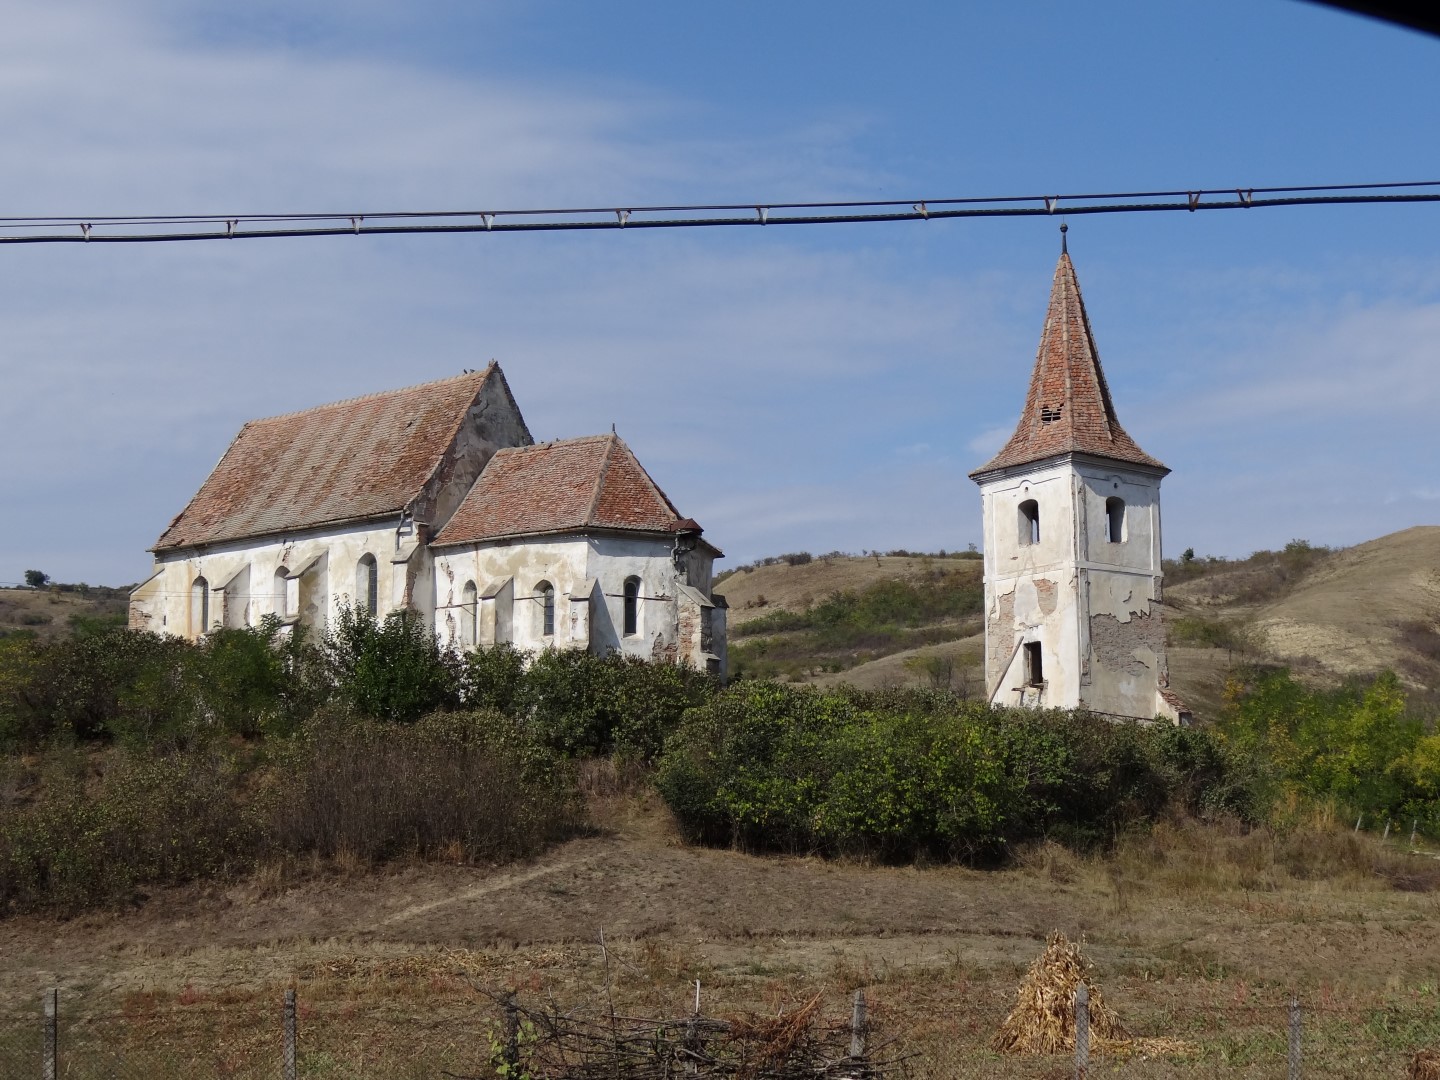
716 554 981 628
1251 525 1440 682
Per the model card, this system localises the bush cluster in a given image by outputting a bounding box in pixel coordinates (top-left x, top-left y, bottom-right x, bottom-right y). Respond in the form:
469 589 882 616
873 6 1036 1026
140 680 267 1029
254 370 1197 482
655 683 1257 862
0 711 580 915
1219 668 1440 833
0 613 715 759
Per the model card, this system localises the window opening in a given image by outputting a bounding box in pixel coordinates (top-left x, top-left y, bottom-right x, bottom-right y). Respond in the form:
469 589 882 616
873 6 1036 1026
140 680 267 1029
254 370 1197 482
190 576 209 637
1023 641 1044 687
461 581 478 647
1040 405 1063 423
1105 497 1126 543
357 554 378 617
274 566 290 617
1018 499 1040 546
622 577 640 636
538 581 555 637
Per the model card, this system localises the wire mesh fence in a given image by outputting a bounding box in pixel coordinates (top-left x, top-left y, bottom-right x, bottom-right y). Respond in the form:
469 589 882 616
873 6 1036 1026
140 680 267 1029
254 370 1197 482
2 986 1437 1078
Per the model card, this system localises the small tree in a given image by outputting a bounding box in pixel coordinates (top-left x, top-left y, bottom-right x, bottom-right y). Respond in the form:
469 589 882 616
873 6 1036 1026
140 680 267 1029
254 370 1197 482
23 570 48 589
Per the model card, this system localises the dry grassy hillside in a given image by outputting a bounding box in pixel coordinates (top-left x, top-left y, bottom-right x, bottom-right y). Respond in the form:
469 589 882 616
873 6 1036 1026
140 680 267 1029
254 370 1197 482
717 552 982 628
0 584 129 640
716 553 984 682
719 528 1440 720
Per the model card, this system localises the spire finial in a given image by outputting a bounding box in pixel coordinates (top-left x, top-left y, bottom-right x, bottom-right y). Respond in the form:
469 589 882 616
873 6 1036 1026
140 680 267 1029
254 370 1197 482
1059 222 1068 255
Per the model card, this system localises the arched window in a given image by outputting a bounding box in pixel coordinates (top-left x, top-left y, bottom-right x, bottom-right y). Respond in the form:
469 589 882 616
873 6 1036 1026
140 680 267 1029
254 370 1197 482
537 581 555 637
622 576 641 636
1105 497 1126 543
274 566 291 618
461 580 478 647
190 576 210 638
1018 499 1040 546
356 554 378 617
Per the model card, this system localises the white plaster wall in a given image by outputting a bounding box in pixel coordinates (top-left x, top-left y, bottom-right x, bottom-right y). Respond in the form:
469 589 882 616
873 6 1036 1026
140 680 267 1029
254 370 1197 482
977 455 1170 719
432 532 720 668
979 461 1081 708
432 537 593 654
130 518 427 639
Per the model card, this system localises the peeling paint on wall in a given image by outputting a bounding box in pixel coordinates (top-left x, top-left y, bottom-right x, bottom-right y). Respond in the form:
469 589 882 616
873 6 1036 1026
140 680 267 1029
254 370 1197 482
1034 577 1058 616
1090 608 1166 679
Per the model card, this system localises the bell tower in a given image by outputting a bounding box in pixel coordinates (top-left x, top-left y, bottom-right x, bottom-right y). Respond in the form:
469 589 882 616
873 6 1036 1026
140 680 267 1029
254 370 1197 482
969 230 1187 723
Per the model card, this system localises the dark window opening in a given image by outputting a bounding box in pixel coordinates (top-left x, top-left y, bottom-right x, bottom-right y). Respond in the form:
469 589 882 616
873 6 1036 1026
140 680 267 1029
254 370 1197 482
1018 499 1040 546
538 581 555 637
191 576 209 638
1105 497 1126 543
1023 641 1044 687
1040 405 1063 423
357 554 378 617
622 577 640 636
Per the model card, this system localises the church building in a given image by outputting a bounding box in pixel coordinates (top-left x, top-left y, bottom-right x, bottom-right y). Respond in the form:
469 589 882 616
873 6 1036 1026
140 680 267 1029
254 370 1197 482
129 363 727 676
969 233 1188 724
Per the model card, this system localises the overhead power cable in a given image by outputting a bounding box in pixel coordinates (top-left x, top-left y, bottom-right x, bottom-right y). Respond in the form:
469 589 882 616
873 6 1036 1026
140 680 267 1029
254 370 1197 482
2 180 1439 244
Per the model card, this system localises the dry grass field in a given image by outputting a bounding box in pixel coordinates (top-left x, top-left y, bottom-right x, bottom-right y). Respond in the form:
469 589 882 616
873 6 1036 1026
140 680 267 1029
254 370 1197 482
3 784 1440 1076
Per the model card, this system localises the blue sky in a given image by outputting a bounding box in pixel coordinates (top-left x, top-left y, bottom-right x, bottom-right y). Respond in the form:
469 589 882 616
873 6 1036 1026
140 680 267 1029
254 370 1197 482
2 0 1439 585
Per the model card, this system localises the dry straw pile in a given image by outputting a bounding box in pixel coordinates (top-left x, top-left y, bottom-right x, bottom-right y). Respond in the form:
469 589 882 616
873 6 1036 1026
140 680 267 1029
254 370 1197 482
1410 1048 1440 1080
992 931 1193 1058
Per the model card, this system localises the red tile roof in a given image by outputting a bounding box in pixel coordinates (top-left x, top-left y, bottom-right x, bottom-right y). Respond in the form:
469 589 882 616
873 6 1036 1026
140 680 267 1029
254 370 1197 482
155 366 509 551
433 433 696 546
970 250 1166 477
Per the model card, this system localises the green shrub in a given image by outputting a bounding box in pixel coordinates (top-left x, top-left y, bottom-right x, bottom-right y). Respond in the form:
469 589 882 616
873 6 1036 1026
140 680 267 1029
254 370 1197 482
655 682 1259 862
0 750 257 914
324 606 462 723
518 649 715 760
462 642 528 715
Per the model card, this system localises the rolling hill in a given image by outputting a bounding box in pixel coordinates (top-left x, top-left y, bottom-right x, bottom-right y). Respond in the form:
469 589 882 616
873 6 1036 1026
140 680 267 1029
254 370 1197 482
716 527 1440 721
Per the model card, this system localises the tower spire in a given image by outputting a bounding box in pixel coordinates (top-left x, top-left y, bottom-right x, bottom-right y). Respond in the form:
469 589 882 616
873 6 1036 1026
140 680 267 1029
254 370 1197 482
969 245 1166 478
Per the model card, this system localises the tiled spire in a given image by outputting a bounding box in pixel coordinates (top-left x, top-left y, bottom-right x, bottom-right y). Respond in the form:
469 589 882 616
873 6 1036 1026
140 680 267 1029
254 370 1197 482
970 245 1166 477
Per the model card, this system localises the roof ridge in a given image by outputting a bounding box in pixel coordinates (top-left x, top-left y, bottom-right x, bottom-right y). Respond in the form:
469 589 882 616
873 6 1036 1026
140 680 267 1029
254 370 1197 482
584 432 618 523
243 363 497 427
615 434 682 521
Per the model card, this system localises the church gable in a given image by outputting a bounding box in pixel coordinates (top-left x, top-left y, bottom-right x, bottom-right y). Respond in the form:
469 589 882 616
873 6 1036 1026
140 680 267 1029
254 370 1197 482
432 433 694 547
153 363 529 551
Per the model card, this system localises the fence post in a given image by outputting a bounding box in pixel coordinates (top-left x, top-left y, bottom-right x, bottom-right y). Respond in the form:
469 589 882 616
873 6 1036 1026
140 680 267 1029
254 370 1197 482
504 994 519 1071
1288 995 1301 1080
42 989 57 1080
850 989 867 1059
282 988 297 1080
1074 982 1089 1079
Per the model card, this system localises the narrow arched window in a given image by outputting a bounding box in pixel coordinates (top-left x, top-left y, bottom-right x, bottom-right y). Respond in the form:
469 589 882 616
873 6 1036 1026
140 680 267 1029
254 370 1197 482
356 554 378 617
461 580 478 647
274 566 291 618
537 581 555 637
623 576 641 636
1018 499 1040 546
1105 497 1126 543
190 576 210 638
